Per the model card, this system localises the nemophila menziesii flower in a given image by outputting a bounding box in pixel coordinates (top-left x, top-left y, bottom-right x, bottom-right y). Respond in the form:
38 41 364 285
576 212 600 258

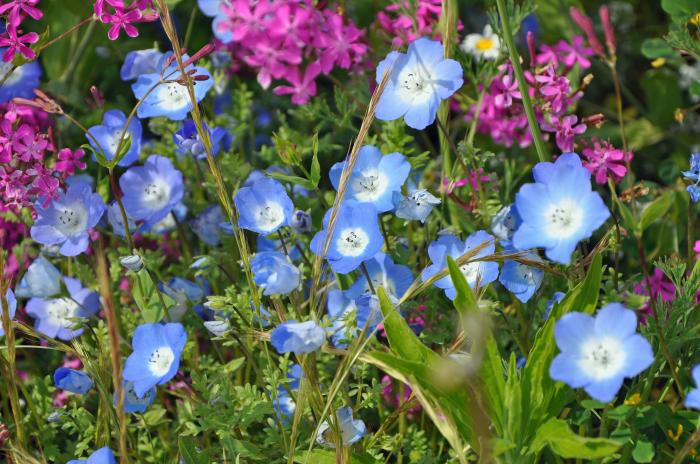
544 291 566 319
0 54 41 103
270 320 326 355
375 37 463 130
327 289 358 348
234 176 294 235
460 25 501 61
550 303 654 402
123 323 187 398
0 289 16 337
120 48 164 81
251 251 301 296
30 181 106 257
173 119 231 159
190 205 225 246
682 153 700 203
512 153 610 264
491 205 522 247
26 277 100 340
86 109 142 167
67 447 116 464
349 252 413 300
15 255 61 298
686 365 700 410
421 231 499 300
329 145 410 213
119 155 184 224
498 252 544 303
53 368 93 395
118 380 156 414
291 209 311 233
310 204 383 274
316 407 367 448
107 202 136 238
131 52 214 121
393 189 440 223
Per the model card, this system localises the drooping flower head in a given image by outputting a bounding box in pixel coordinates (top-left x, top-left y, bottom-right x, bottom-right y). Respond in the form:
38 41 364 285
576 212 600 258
118 380 156 414
119 155 184 224
513 153 610 264
54 368 94 395
234 176 294 235
270 320 325 355
498 251 544 303
376 37 463 130
421 230 499 300
173 119 231 159
123 322 187 398
329 145 410 213
251 251 301 296
310 204 383 274
490 205 522 248
316 407 367 448
86 109 142 167
461 25 501 61
30 181 106 257
393 189 441 223
550 303 653 402
67 447 116 464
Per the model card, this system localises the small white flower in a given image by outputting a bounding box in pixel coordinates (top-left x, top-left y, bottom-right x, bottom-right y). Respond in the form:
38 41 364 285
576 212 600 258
461 25 501 61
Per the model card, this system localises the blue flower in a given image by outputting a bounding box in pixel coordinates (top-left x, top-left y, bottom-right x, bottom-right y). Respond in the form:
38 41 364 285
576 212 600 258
349 252 413 300
491 205 522 247
123 323 187 398
284 364 303 390
53 368 93 394
291 210 312 233
252 251 301 296
686 365 700 410
310 204 383 274
197 0 225 16
355 294 383 335
316 407 367 448
0 55 41 103
329 145 411 212
161 277 206 321
235 176 294 235
67 447 116 464
26 277 100 340
256 235 301 261
146 201 188 233
15 256 61 299
513 153 610 264
118 380 156 414
682 153 700 203
173 119 231 159
273 391 296 422
190 205 225 246
544 291 566 319
131 52 214 120
0 289 16 337
393 189 441 223
30 181 106 257
120 49 164 81
498 251 544 303
549 303 654 402
421 231 499 300
270 320 325 354
119 155 184 224
327 289 359 348
375 37 463 130
86 110 142 167
106 202 136 238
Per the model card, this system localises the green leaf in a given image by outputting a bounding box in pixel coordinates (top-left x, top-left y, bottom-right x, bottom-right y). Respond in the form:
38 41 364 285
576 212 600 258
661 0 696 20
640 38 675 59
632 440 655 463
641 71 682 128
691 80 700 97
531 418 622 459
179 437 211 464
81 143 110 168
265 170 315 191
639 192 673 233
294 449 379 464
310 132 321 187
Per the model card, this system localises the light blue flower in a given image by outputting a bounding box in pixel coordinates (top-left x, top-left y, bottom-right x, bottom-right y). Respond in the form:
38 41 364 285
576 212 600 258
67 447 116 464
119 155 184 224
393 189 440 223
491 205 522 247
349 252 413 300
310 204 383 274
190 205 225 246
273 391 296 422
498 251 544 303
15 256 61 299
270 320 325 355
0 55 41 103
355 294 383 336
145 201 188 233
549 303 654 402
53 368 93 394
686 365 700 410
26 277 100 340
161 277 206 321
173 119 231 159
86 110 142 167
120 49 164 81
544 291 566 319
421 231 499 300
30 181 106 257
326 289 359 348
131 52 214 120
375 37 463 130
0 289 16 337
118 380 156 414
291 210 312 233
513 153 610 264
106 202 136 238
317 407 367 448
284 364 303 390
256 235 301 261
251 251 301 295
235 176 294 235
682 153 700 203
197 0 225 16
123 323 187 398
329 145 410 213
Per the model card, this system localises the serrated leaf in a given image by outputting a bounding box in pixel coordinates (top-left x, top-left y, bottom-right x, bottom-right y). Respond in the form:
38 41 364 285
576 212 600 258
531 418 622 459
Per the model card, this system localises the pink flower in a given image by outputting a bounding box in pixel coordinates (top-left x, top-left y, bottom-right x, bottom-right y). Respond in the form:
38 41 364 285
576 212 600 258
0 28 39 61
25 162 59 206
535 66 572 114
316 12 367 74
493 73 521 108
12 123 48 162
218 0 270 43
269 3 311 49
569 7 605 57
535 44 559 67
0 0 43 29
100 6 142 40
580 138 631 184
632 268 675 323
242 35 301 89
273 61 321 105
541 115 586 152
555 36 593 69
54 148 86 175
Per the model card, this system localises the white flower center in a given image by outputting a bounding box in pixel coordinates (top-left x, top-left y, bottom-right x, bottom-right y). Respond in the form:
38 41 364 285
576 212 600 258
142 179 171 211
106 130 125 154
155 82 190 111
45 298 79 329
544 199 583 239
396 65 435 104
336 228 369 257
352 170 388 202
56 204 88 236
516 263 536 284
0 62 22 85
577 337 626 380
460 262 480 284
255 202 284 231
147 346 175 377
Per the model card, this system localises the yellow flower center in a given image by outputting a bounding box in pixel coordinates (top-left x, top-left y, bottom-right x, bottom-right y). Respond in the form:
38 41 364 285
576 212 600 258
475 38 494 52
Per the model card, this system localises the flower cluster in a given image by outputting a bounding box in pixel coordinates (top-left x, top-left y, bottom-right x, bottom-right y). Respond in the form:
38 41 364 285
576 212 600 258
93 0 158 41
0 0 42 61
376 0 461 47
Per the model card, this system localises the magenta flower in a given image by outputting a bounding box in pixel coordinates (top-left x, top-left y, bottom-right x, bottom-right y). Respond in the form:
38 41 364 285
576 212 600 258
273 61 321 105
54 148 87 176
12 123 48 162
555 36 593 70
493 73 521 108
316 12 367 74
541 115 586 152
0 0 43 29
535 44 559 67
242 35 301 89
0 28 39 61
580 138 631 184
269 3 312 49
632 268 675 323
101 6 142 40
218 1 270 43
536 66 572 113
26 163 59 207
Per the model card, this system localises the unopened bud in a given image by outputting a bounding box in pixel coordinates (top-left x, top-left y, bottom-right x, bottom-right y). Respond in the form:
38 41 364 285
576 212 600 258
119 255 144 272
204 320 230 337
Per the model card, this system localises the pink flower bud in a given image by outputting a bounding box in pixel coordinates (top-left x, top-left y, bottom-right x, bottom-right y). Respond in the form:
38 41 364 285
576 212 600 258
599 6 616 56
569 7 605 57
